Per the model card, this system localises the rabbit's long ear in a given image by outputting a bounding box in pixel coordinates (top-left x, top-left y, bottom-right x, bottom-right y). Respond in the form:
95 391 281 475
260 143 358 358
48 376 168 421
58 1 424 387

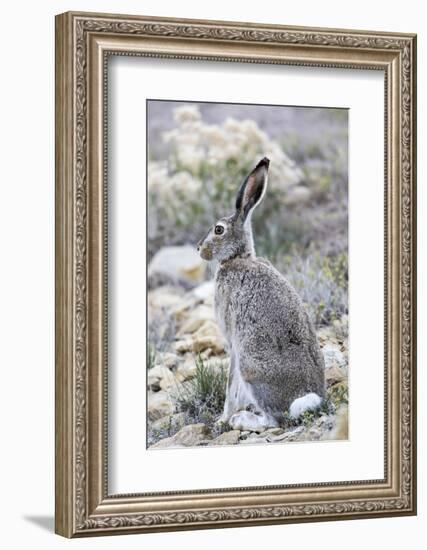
235 157 269 222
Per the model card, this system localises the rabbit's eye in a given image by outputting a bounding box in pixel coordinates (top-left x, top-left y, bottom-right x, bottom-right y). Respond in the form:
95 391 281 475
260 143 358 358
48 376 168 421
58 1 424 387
214 225 224 235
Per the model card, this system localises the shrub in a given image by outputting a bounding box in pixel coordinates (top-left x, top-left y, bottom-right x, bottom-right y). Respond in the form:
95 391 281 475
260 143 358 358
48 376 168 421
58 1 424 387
277 251 348 327
328 382 349 408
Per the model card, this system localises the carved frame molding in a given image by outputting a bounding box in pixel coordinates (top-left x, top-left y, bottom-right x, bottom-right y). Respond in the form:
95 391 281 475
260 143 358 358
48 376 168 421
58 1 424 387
55 11 416 537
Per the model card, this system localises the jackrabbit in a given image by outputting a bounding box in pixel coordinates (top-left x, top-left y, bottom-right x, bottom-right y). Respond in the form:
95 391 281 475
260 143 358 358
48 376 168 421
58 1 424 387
197 157 325 432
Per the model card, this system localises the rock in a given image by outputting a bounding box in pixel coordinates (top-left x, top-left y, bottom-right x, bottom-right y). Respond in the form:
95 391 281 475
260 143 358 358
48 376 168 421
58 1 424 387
264 427 284 436
157 352 180 369
174 335 225 355
176 357 197 382
193 320 222 341
174 339 193 354
193 335 225 354
191 280 215 302
317 326 336 343
148 245 206 285
326 405 348 440
178 317 205 336
150 415 173 432
304 426 322 440
209 430 241 446
239 437 268 445
177 305 215 336
148 286 185 311
148 364 171 379
170 298 198 322
325 365 346 387
170 412 187 431
147 365 177 391
151 412 187 433
148 366 167 391
150 423 211 448
148 380 161 392
322 343 347 371
192 304 215 321
147 391 175 420
267 426 305 442
299 415 335 441
159 370 178 391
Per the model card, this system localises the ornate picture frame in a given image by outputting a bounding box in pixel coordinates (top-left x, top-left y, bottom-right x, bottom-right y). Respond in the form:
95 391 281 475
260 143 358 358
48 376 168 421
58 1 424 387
55 11 417 537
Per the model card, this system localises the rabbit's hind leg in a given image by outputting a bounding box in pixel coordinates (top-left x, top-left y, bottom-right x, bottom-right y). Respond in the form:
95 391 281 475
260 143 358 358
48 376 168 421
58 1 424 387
289 393 322 419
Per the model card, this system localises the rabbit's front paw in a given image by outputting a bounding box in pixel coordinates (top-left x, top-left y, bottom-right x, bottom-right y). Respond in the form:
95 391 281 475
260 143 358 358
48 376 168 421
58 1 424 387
229 410 278 433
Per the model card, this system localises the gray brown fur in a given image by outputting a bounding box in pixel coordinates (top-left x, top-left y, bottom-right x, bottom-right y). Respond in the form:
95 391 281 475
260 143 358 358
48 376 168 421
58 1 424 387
197 157 325 426
215 257 325 418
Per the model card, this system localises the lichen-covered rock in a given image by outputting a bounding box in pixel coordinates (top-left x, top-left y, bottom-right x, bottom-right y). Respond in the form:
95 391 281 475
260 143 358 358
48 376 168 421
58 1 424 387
150 415 172 432
147 391 175 420
266 427 305 443
147 365 177 392
177 317 205 336
150 412 187 433
148 286 185 311
169 298 198 322
239 436 269 445
325 365 346 387
174 339 193 354
175 357 198 382
264 427 285 436
177 305 215 336
192 320 222 341
209 430 241 446
148 365 173 391
159 370 178 391
192 336 225 354
150 423 211 448
148 245 206 285
175 335 225 355
157 352 180 369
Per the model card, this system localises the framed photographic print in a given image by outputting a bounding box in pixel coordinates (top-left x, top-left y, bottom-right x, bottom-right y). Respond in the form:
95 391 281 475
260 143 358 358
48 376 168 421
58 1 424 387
55 11 417 537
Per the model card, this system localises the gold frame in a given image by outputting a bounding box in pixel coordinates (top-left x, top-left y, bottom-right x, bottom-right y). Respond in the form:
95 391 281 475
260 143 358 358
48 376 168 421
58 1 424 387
55 11 417 538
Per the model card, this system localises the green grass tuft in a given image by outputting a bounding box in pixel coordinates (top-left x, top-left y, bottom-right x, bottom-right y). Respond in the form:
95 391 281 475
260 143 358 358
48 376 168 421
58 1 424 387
174 354 228 428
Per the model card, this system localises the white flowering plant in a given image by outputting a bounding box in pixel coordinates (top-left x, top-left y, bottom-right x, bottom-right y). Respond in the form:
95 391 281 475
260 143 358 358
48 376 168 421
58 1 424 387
147 105 308 259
